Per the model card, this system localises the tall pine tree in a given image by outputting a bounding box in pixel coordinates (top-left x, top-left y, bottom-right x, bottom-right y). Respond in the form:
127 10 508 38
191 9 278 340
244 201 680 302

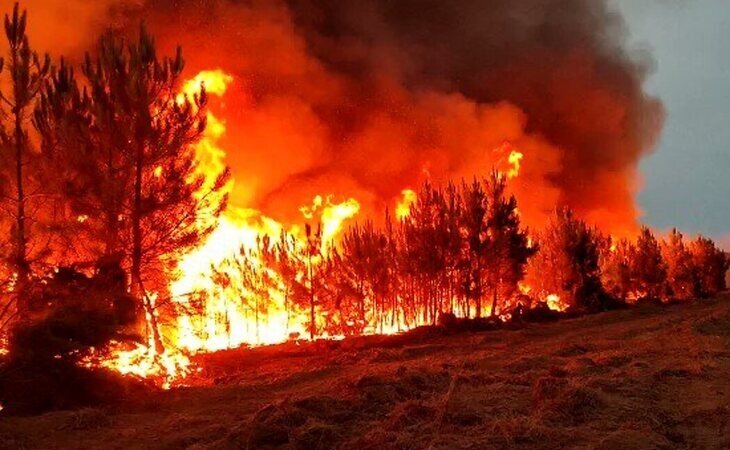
35 26 229 349
0 3 50 318
483 171 537 317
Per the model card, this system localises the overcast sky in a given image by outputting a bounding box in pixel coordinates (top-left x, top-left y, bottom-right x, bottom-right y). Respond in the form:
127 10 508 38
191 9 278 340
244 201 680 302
612 0 730 247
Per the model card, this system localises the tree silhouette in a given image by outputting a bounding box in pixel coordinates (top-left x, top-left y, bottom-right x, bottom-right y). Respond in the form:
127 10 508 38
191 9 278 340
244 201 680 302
35 26 230 349
528 208 605 311
661 229 697 300
632 227 667 301
688 236 728 297
0 3 50 317
600 237 635 302
483 171 537 317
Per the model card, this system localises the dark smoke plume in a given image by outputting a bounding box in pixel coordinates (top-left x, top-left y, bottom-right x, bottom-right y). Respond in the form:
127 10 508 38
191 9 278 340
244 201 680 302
30 0 666 232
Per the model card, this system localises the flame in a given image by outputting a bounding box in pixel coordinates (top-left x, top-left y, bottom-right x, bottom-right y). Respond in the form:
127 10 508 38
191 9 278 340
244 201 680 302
82 341 191 389
318 196 361 251
85 69 549 386
518 282 532 295
181 69 234 98
494 142 524 180
169 196 359 353
170 210 289 352
85 70 236 385
546 294 567 312
507 149 523 179
396 189 417 220
83 293 192 388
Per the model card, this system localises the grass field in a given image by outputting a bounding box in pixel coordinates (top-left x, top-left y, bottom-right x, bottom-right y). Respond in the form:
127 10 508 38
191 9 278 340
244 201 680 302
1 295 729 450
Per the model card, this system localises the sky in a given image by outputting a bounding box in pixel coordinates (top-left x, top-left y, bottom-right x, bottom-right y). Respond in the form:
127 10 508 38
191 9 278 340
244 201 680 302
612 0 730 247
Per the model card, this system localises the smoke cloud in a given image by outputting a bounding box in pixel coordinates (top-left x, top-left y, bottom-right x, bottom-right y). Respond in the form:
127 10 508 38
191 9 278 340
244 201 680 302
14 1 138 56
24 0 665 232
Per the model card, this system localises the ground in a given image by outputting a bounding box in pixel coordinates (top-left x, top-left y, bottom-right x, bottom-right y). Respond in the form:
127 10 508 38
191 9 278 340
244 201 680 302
1 295 729 450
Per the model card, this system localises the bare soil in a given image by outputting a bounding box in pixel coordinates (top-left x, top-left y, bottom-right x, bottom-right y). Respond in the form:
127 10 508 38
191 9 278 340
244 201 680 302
2 295 729 450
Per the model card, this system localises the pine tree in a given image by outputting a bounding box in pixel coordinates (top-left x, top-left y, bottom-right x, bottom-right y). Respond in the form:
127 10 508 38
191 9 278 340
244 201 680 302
529 208 605 311
600 237 634 302
33 60 104 262
661 229 697 300
483 171 537 317
0 3 50 315
336 221 391 333
688 236 728 297
35 26 229 349
632 227 667 301
459 178 488 317
401 181 449 324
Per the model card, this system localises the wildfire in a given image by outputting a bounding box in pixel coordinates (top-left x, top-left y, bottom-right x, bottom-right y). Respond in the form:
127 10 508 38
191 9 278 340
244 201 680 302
494 142 524 179
396 189 417 220
169 197 360 353
546 294 567 312
300 195 361 253
82 341 191 389
508 149 524 179
91 69 544 386
165 69 369 354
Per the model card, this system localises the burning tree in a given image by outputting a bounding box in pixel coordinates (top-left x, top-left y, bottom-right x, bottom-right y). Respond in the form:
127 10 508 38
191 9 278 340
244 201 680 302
600 237 636 302
482 171 537 317
527 208 606 311
334 221 390 334
688 236 728 298
661 229 698 301
601 228 667 303
34 26 229 349
400 181 453 324
632 227 668 301
0 3 50 326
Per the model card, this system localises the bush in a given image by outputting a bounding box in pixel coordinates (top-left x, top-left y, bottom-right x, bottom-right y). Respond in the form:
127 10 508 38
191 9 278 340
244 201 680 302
0 266 149 415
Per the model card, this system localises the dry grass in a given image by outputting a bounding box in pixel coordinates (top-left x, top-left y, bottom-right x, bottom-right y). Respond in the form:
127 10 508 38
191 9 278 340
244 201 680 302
1 295 729 449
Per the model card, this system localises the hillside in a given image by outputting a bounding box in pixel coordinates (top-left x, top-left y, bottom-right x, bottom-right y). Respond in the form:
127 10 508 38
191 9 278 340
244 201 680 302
1 296 729 450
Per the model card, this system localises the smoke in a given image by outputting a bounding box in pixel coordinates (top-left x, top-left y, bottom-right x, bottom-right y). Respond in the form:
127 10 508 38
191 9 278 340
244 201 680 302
24 0 665 232
13 1 139 57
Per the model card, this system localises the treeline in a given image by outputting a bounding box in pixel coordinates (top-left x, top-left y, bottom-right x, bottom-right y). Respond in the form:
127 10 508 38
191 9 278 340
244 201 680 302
0 4 228 349
207 173 728 343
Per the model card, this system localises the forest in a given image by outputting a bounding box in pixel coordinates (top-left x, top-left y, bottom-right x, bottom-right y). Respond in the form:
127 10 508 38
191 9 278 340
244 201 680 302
0 3 727 416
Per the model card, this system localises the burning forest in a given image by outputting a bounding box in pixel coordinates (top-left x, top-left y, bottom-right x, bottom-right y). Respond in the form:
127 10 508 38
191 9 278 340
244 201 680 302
0 1 728 447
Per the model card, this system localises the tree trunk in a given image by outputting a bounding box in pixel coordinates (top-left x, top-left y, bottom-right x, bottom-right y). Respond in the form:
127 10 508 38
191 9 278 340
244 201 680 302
490 282 499 318
308 255 315 340
131 142 143 303
13 105 29 316
130 140 163 352
104 146 118 256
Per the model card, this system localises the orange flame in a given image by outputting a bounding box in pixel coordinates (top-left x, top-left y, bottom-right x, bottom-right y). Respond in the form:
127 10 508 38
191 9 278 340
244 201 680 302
395 189 417 220
507 149 524 179
87 70 544 386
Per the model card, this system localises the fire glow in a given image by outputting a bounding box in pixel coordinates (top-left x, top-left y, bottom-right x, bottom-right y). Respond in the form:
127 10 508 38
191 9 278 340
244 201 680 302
85 70 564 386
